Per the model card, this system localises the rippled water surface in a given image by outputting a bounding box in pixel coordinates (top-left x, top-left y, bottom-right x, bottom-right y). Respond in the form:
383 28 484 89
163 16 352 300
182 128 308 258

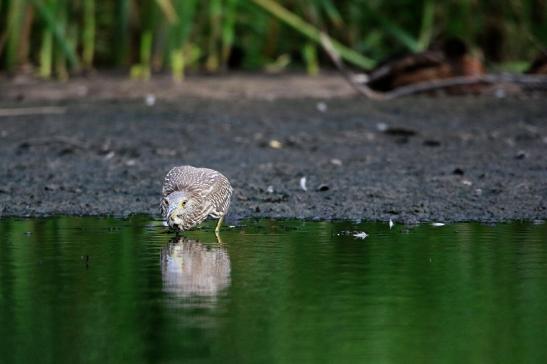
0 217 546 363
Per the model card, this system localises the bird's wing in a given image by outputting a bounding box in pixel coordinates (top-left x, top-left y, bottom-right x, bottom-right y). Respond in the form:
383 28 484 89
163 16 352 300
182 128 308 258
162 165 232 216
204 171 233 217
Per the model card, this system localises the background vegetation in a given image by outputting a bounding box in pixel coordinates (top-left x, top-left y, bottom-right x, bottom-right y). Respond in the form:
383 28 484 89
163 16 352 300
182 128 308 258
0 0 546 80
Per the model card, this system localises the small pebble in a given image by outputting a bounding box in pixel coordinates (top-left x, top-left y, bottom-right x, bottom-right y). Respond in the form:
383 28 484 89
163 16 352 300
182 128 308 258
423 140 441 147
495 89 506 98
316 102 328 113
376 122 388 132
351 74 369 83
145 94 156 106
44 184 59 191
317 184 329 192
104 151 115 160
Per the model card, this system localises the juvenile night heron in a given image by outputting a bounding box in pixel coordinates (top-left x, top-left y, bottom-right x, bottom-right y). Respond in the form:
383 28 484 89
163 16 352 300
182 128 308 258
161 165 232 233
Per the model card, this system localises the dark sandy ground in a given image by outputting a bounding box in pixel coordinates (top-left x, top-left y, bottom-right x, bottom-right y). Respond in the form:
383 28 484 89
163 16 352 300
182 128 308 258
0 76 546 224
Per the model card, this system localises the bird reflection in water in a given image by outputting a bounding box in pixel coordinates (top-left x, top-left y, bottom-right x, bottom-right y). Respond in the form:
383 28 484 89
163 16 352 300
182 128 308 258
160 237 231 299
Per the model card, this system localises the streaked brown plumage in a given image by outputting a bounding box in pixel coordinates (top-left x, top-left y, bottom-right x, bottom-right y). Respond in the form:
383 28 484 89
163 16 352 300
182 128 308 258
161 165 232 232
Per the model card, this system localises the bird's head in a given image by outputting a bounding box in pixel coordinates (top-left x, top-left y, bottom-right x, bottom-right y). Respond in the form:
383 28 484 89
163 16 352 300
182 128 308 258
162 191 198 230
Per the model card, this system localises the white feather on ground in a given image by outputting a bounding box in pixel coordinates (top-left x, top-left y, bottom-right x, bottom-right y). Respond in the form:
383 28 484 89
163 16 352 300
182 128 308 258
300 177 307 191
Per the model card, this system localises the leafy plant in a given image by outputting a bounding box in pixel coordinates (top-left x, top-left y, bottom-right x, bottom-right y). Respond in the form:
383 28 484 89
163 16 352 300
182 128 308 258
0 0 544 79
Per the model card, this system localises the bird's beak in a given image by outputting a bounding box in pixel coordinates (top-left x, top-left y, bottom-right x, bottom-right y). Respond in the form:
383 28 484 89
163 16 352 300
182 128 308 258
167 205 177 223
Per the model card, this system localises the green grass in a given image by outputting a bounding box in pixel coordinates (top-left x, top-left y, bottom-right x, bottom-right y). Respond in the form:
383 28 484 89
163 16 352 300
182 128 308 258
0 0 545 79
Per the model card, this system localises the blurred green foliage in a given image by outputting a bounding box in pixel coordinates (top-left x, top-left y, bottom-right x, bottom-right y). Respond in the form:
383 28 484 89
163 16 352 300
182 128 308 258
0 0 545 79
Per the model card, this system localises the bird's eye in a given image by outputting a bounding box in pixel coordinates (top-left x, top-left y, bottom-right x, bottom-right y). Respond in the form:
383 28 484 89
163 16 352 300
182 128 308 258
180 201 186 207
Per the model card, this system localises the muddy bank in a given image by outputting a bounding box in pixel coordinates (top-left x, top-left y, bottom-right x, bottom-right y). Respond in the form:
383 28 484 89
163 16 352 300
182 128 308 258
0 83 545 224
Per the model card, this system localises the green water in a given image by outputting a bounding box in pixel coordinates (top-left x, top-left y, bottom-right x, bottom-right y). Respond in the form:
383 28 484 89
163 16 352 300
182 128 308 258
0 217 546 364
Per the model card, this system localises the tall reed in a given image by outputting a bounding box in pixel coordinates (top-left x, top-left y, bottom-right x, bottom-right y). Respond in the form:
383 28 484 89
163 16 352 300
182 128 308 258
0 0 543 79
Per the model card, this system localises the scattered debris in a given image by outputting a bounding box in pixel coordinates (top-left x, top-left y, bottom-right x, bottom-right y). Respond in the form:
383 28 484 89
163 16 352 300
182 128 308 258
16 136 88 152
505 138 516 147
300 177 307 191
316 101 328 112
431 222 445 227
453 168 464 175
0 106 66 117
389 219 394 229
145 94 156 106
351 74 369 83
104 151 115 160
125 159 136 166
337 230 369 239
515 151 527 159
266 185 274 193
353 231 368 239
376 122 388 132
317 184 329 192
44 184 59 191
263 193 289 203
462 179 473 186
384 127 417 137
269 139 283 149
330 158 342 166
423 139 441 147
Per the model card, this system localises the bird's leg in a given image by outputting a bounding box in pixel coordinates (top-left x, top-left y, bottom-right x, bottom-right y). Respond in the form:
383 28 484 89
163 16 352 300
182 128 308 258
214 216 224 244
215 216 224 233
215 231 224 245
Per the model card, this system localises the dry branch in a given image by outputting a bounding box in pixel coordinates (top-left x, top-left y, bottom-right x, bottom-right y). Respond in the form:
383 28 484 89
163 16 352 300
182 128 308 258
320 33 547 100
0 106 66 117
